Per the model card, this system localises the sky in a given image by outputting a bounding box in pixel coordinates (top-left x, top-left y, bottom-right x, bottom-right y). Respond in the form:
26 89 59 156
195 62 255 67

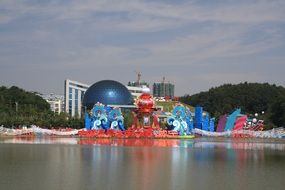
0 0 284 96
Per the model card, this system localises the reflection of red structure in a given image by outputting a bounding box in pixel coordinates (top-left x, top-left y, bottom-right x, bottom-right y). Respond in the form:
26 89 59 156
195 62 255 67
132 93 159 129
78 138 181 147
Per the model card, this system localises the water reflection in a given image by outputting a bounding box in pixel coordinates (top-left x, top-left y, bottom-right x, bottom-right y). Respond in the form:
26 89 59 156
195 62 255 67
1 137 284 150
0 137 284 190
0 136 77 144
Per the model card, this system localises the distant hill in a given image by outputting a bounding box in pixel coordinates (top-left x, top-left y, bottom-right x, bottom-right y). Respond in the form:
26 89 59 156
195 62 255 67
0 86 50 114
180 82 285 128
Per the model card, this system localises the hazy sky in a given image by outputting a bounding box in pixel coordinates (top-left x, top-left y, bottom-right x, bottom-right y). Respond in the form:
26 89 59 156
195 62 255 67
0 0 284 96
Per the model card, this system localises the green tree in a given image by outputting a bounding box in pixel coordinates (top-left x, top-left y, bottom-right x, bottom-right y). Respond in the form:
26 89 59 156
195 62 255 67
0 85 85 129
270 96 285 127
180 82 285 128
123 111 133 129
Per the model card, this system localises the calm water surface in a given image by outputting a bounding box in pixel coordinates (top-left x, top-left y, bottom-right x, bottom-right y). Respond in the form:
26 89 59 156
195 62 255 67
0 137 284 190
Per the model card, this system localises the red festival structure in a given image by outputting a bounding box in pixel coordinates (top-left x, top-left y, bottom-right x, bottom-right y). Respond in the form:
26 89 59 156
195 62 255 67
131 92 160 129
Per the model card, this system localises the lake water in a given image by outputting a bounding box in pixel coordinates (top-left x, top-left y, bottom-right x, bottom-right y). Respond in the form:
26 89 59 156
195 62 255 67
0 137 284 190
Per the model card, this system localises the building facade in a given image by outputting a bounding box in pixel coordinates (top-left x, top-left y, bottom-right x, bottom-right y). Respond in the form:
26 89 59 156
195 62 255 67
127 80 150 98
41 94 64 114
64 79 151 117
64 79 89 117
127 81 149 88
153 82 175 99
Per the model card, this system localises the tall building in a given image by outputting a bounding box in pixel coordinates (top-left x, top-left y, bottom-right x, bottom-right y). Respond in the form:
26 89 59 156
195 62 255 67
64 79 89 117
41 93 64 114
153 77 175 99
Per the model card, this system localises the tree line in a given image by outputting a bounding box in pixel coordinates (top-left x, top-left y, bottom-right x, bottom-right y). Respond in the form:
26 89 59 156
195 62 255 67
0 86 83 128
180 82 285 129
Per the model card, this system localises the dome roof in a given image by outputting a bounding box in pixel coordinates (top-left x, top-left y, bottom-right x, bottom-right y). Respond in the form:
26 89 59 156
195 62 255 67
83 80 132 109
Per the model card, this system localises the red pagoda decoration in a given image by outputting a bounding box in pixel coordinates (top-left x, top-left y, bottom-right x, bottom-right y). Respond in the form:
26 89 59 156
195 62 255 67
132 92 159 129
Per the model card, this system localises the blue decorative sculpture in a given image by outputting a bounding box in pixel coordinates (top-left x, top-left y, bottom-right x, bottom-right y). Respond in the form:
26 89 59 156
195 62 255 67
209 118 215 132
202 113 209 131
185 108 194 133
85 102 125 131
195 107 203 129
167 105 193 136
91 103 108 130
109 107 125 131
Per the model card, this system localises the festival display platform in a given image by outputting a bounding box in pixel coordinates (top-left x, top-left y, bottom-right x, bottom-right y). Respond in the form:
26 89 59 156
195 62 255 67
1 90 284 139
